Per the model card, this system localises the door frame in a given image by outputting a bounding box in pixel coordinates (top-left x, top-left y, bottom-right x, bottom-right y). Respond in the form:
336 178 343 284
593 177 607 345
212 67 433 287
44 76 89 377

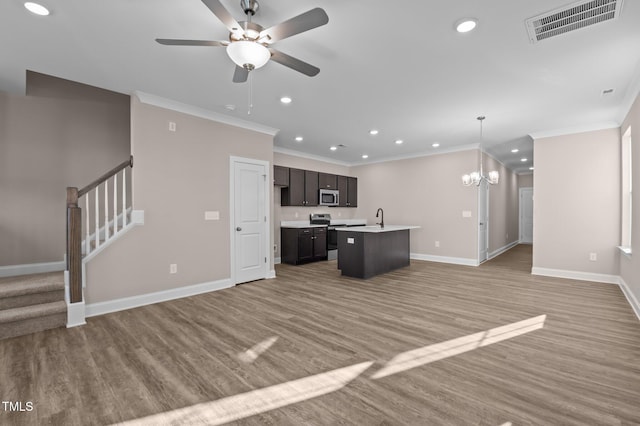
478 181 489 264
229 156 271 285
519 187 534 244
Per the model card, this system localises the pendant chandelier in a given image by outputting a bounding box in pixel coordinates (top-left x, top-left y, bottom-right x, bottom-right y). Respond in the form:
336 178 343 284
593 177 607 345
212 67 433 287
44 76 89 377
462 116 499 186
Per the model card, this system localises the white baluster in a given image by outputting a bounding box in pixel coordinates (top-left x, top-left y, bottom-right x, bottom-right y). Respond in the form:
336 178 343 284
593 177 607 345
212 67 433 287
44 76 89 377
122 169 127 227
113 174 118 234
85 196 90 255
104 180 109 241
95 187 100 249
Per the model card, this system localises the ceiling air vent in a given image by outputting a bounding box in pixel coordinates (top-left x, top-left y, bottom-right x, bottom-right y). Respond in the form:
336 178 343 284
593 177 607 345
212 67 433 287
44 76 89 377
525 0 624 43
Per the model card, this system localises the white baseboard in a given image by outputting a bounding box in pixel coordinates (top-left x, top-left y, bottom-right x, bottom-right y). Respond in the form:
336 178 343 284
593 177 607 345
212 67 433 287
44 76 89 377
85 278 233 318
274 257 281 265
618 277 640 321
64 270 87 327
488 241 519 260
0 260 66 278
531 267 620 284
410 253 479 267
66 301 87 327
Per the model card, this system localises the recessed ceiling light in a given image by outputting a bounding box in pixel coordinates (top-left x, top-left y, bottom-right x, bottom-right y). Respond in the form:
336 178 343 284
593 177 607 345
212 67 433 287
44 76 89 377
280 96 292 104
521 158 528 162
330 146 337 151
224 104 236 111
432 143 440 148
529 167 534 170
369 129 379 135
24 2 49 15
456 19 477 33
511 148 519 153
295 136 303 142
362 154 369 159
395 139 403 145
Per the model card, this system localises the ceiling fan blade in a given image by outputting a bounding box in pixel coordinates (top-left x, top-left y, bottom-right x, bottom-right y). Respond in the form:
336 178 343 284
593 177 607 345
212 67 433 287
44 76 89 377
259 8 328 44
233 66 249 83
269 49 320 77
156 39 228 47
201 0 244 36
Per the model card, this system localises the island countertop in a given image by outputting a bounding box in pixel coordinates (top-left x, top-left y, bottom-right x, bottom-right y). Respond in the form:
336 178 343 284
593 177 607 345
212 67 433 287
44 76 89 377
335 225 420 233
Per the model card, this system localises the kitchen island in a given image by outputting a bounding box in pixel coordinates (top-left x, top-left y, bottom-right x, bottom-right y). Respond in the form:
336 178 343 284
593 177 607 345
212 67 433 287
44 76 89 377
336 225 420 279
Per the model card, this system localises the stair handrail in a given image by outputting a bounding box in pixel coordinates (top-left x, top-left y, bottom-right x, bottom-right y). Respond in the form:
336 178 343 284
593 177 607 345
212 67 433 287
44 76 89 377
66 155 133 304
78 156 134 197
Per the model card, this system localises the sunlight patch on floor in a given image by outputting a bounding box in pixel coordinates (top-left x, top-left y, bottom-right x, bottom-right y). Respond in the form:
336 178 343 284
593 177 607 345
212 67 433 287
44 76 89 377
117 361 374 426
371 315 547 379
237 336 279 363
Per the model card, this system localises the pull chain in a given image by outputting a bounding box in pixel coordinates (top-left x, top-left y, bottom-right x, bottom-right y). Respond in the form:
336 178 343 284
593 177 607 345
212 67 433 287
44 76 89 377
247 71 253 115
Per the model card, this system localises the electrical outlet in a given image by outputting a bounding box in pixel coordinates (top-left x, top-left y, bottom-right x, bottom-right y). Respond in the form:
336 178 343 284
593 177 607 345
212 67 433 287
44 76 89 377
169 121 176 132
170 263 178 274
435 241 440 248
589 253 597 261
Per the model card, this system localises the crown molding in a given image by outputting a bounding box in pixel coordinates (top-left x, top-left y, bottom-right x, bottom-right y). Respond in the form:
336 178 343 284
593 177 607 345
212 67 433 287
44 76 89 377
528 121 619 140
273 146 352 167
348 143 480 167
134 91 279 136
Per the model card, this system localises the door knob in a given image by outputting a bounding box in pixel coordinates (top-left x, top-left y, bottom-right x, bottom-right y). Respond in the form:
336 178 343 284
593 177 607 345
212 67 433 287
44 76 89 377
236 227 242 231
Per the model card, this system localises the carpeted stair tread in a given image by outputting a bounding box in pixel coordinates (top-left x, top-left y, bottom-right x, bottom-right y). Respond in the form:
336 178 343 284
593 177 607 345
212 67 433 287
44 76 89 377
0 272 65 298
0 301 66 324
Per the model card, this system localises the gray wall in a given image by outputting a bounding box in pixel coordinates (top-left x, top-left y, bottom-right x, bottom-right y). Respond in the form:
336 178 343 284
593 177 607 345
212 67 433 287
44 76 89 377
486 154 520 254
0 73 130 266
352 150 481 262
85 95 273 304
533 128 620 275
620 91 640 311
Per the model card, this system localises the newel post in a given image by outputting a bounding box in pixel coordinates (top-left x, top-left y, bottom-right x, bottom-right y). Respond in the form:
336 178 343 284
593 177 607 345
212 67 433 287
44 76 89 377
66 187 82 303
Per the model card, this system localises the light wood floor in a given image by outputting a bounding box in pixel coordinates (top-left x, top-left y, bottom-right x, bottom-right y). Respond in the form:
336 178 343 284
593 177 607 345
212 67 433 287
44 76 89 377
1 245 639 425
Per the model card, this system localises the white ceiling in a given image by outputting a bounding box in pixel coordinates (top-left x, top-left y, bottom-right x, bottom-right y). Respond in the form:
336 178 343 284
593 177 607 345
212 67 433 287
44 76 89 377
2 0 640 173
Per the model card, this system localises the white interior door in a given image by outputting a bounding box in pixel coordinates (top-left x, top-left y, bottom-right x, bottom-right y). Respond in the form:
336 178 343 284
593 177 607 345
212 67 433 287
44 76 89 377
520 187 534 244
478 181 489 263
232 159 267 284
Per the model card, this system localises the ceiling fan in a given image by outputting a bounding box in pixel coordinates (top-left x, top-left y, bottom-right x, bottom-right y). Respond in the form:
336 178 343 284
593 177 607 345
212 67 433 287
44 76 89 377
156 0 328 83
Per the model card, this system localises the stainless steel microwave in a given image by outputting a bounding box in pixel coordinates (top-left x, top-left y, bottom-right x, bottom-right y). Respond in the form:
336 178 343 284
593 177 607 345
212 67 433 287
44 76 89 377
319 189 339 206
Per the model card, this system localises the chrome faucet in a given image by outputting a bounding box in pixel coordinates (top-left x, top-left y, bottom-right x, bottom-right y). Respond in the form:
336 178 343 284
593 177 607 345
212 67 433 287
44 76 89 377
376 208 384 228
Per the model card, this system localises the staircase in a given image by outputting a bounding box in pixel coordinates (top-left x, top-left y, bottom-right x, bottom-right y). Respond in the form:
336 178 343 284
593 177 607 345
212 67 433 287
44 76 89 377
0 156 134 339
0 272 66 340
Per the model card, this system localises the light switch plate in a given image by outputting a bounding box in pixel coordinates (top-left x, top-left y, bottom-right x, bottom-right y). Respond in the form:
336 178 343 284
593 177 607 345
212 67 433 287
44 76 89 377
462 210 472 218
347 238 355 244
205 211 220 221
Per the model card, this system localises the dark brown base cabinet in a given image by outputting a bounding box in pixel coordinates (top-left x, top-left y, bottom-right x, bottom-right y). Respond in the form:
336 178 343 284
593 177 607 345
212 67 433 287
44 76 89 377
281 227 327 265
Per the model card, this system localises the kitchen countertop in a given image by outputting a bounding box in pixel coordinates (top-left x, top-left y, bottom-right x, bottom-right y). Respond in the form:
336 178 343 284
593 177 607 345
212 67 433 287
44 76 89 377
281 219 367 228
280 222 328 228
335 225 420 233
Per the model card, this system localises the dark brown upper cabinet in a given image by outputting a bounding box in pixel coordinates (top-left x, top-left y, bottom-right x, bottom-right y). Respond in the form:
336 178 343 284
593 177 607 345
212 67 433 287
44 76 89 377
281 168 319 206
273 165 289 186
337 175 358 207
318 173 337 190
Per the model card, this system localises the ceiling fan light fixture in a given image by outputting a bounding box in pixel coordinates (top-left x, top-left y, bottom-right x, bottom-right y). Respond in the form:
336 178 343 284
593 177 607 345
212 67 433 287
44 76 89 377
456 18 477 33
24 2 49 16
226 41 270 70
